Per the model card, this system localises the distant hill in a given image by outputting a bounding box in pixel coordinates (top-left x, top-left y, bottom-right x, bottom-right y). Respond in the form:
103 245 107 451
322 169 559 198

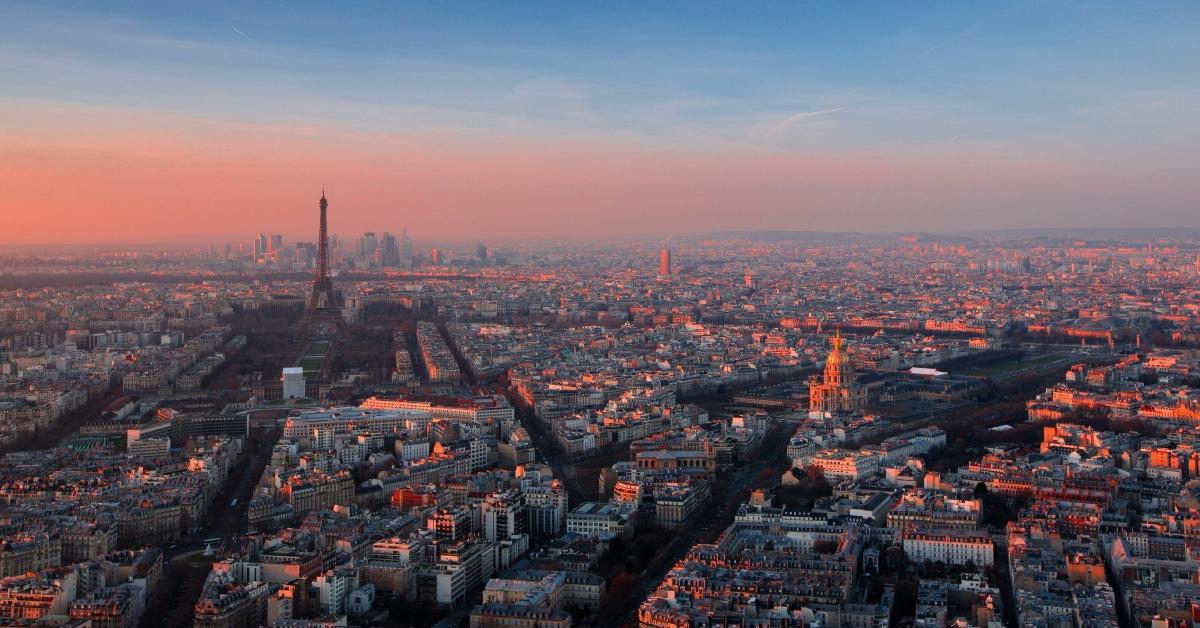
690 230 875 243
961 227 1200 243
684 227 1200 246
686 230 978 245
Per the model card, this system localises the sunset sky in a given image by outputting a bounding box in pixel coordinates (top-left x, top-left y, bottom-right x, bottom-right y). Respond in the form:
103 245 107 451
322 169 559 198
3 1 1199 245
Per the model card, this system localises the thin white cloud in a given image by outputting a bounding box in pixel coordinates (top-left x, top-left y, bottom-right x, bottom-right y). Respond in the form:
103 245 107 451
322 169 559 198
231 26 253 42
760 106 845 136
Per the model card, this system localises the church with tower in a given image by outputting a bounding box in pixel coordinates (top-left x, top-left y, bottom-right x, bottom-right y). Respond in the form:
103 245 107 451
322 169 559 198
809 332 868 417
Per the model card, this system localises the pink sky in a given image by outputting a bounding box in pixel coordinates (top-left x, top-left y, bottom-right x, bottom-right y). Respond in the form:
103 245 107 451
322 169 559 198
3 107 1197 245
5 2 1200 246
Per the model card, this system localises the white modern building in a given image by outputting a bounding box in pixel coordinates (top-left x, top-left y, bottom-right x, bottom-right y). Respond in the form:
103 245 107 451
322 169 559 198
282 367 306 400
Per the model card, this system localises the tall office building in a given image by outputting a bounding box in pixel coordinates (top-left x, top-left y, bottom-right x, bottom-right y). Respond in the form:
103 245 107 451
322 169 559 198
358 232 378 263
269 234 283 254
660 248 671 276
380 232 398 266
400 229 414 263
295 242 316 268
429 248 442 265
255 233 268 260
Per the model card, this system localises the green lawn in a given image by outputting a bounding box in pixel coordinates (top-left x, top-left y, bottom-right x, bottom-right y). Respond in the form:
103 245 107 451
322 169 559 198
296 341 331 374
962 353 1066 377
299 357 324 373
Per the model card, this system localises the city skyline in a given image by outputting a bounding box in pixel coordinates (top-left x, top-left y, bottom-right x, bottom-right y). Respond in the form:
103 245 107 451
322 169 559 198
5 5 1200 622
3 1 1200 244
2 229 1199 626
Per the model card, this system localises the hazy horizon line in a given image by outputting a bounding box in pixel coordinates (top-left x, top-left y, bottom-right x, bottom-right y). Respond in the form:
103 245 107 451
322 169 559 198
6 225 1200 253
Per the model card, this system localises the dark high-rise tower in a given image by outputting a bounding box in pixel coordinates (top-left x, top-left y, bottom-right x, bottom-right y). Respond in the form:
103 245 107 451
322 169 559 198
659 248 672 277
297 190 347 338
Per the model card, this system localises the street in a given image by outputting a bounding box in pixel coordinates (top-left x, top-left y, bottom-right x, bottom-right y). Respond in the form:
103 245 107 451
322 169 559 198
141 424 282 628
603 420 794 625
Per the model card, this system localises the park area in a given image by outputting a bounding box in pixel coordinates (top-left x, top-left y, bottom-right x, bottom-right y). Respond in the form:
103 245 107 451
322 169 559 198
298 341 330 376
960 351 1069 378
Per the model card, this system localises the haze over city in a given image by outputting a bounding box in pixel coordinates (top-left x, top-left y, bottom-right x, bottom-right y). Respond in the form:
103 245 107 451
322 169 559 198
4 1 1200 245
8 4 1200 628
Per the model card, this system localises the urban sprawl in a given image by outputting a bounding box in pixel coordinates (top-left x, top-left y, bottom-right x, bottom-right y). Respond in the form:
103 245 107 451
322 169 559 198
3 199 1200 628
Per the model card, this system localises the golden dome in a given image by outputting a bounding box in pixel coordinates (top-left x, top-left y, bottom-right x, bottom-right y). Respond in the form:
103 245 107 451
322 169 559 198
823 331 854 387
826 332 849 366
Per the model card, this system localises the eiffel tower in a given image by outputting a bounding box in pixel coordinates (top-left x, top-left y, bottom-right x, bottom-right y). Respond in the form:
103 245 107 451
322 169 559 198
297 190 348 339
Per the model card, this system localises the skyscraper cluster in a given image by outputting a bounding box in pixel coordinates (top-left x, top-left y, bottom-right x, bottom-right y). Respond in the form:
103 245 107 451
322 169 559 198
242 227 417 270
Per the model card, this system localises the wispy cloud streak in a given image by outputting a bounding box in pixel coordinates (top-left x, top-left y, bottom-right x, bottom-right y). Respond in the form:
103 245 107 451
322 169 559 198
754 107 845 137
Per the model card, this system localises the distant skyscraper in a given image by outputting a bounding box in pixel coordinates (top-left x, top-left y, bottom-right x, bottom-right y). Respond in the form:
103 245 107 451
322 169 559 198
660 248 671 276
359 232 378 262
400 229 414 263
380 232 398 266
255 233 268 260
430 248 442 265
269 234 283 254
328 233 341 266
295 242 315 268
